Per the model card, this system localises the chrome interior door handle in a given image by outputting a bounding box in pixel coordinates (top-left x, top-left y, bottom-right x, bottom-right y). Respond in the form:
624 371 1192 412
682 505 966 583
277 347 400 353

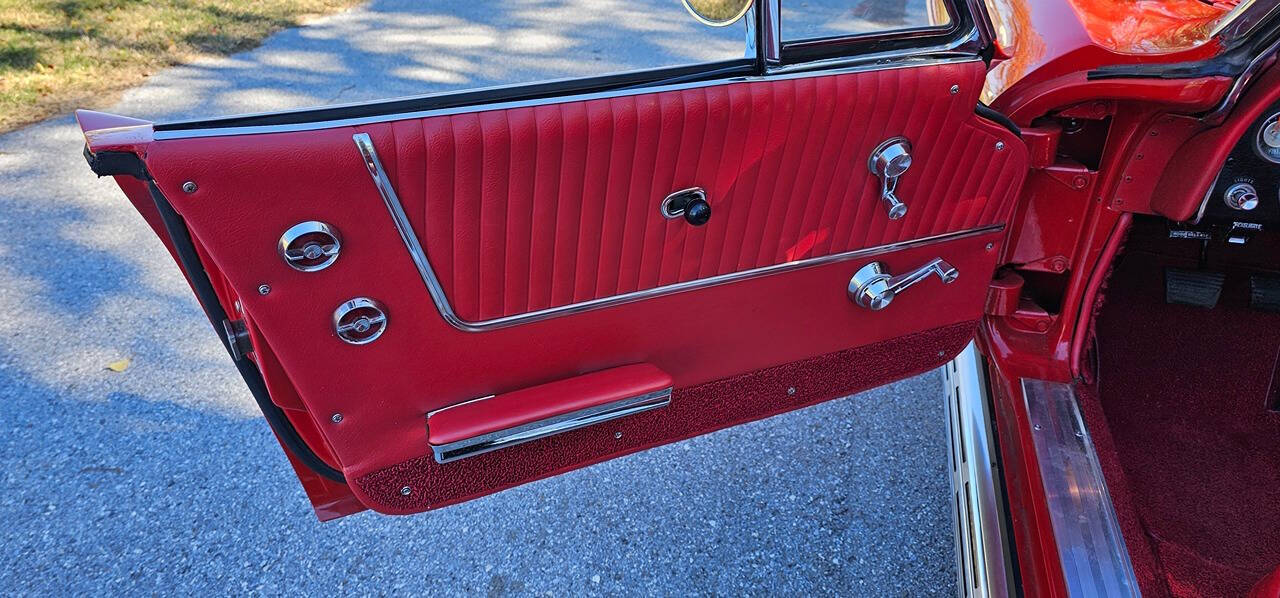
848 258 958 310
868 137 912 220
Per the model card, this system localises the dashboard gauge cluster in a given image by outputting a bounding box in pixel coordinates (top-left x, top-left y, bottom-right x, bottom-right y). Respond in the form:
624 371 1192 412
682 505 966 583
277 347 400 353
1256 112 1280 164
1203 108 1280 226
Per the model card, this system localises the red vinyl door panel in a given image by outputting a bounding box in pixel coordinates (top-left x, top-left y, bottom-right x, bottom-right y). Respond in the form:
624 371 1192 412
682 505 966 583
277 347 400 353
378 64 1020 324
85 58 1027 516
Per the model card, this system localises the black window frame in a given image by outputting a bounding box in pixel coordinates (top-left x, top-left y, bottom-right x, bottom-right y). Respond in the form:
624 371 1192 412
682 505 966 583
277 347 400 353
153 0 991 134
769 0 984 68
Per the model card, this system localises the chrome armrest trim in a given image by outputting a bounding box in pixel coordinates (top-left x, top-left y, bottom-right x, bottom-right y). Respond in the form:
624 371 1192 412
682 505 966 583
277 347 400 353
354 132 1001 333
943 342 1014 598
1021 379 1138 597
429 388 672 463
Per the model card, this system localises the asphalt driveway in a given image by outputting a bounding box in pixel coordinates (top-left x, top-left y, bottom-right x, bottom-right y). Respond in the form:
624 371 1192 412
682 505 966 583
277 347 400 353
0 1 954 594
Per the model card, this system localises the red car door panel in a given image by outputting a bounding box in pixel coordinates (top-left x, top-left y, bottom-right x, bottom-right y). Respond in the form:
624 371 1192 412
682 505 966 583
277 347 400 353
84 58 1027 515
370 61 1019 323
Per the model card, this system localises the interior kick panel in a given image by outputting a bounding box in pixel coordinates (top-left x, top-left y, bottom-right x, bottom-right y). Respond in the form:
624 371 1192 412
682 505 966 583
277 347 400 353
139 59 1028 512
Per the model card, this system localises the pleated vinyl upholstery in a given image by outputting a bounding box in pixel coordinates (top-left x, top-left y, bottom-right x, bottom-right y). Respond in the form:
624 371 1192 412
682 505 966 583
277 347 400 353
373 62 1022 322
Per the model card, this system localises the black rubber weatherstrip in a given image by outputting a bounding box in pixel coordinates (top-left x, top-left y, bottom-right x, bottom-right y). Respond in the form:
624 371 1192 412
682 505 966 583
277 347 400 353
980 358 1024 597
145 180 347 484
976 102 1021 137
154 58 756 132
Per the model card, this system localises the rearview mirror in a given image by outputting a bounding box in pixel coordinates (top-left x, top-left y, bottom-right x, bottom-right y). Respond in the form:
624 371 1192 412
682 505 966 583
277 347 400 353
681 0 754 27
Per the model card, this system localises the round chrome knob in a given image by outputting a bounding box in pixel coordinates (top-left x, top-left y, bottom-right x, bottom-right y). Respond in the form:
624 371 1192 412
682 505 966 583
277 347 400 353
333 298 387 345
279 221 341 271
1224 182 1259 211
869 137 913 178
1263 120 1280 149
883 192 908 220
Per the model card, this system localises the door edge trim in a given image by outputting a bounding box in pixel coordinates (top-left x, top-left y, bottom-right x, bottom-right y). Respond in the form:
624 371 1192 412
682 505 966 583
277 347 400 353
353 132 1003 333
153 56 982 140
944 342 1015 597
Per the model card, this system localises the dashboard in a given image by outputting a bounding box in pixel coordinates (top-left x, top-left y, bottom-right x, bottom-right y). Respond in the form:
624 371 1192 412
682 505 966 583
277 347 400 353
1203 102 1280 229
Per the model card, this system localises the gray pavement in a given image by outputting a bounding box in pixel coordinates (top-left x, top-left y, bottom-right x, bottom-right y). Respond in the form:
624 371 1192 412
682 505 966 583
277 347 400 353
0 0 954 594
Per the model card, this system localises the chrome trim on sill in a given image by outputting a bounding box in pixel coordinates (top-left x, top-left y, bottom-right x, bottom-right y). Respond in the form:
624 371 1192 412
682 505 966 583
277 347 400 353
943 342 1013 598
153 57 983 140
1021 379 1138 598
354 130 1002 333
429 388 672 463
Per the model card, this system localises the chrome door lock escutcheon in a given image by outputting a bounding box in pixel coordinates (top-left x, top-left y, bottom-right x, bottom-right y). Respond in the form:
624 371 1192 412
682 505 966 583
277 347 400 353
333 297 388 344
848 258 958 310
868 137 912 220
279 221 341 272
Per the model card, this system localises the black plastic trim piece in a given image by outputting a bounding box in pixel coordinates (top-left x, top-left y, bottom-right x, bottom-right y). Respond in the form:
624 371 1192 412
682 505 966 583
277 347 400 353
614 61 760 91
145 180 347 484
781 24 962 64
752 0 767 74
1087 49 1254 81
976 102 1022 137
155 58 756 132
83 146 150 180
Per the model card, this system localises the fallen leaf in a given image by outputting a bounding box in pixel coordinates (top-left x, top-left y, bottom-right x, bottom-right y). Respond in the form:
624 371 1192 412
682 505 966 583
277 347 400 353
105 358 130 372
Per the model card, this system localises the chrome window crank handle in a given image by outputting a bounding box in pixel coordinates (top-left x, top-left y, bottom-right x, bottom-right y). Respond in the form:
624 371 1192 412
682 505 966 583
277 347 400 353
868 137 912 220
848 258 959 310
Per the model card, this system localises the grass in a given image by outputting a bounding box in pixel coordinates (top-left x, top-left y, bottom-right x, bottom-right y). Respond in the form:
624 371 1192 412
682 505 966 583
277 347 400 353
0 0 363 132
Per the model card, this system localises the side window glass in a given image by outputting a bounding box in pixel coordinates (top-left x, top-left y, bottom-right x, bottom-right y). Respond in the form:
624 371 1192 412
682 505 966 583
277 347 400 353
782 0 953 42
402 2 748 87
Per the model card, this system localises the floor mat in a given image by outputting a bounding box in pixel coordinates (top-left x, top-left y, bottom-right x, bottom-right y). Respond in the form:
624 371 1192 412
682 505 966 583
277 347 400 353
1093 242 1280 597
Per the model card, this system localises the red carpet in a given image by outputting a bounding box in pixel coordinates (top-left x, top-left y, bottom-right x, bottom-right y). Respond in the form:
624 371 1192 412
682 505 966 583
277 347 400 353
1088 220 1280 597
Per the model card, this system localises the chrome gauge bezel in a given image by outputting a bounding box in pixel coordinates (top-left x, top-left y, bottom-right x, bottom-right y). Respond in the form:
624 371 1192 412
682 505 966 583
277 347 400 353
1254 112 1280 164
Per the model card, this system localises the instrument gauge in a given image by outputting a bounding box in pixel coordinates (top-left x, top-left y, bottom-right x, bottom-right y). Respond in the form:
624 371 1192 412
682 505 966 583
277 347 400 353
1256 113 1280 163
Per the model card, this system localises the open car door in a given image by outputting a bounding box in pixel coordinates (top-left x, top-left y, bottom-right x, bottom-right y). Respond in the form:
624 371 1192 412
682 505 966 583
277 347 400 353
76 0 1027 519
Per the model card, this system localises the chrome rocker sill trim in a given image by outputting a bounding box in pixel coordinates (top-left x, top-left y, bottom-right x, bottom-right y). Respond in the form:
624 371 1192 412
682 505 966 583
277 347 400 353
1021 379 1138 598
943 342 1013 598
429 388 672 463
353 132 1004 333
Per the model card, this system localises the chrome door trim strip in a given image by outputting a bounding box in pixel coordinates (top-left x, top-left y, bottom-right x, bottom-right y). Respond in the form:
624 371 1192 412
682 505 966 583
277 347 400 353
153 56 982 140
429 387 672 463
1021 379 1139 598
355 130 1001 332
943 342 1014 598
1203 30 1280 125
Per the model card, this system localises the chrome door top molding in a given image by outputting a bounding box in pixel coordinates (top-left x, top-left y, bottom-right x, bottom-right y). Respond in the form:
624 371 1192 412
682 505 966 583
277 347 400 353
153 56 981 141
354 131 1002 334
